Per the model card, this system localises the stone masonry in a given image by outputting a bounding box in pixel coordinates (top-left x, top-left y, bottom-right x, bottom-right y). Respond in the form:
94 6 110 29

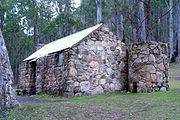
18 24 169 97
19 50 69 95
19 25 128 96
128 41 169 92
65 25 128 97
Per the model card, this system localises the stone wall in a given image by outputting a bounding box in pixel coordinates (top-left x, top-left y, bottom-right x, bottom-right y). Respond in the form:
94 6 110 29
128 41 169 92
18 62 31 92
36 50 69 95
64 25 128 97
19 50 69 95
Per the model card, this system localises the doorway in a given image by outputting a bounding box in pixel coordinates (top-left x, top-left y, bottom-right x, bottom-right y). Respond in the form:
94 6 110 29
132 82 137 93
29 61 36 95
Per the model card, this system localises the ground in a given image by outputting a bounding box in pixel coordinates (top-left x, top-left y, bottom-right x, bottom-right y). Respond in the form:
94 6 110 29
1 62 180 120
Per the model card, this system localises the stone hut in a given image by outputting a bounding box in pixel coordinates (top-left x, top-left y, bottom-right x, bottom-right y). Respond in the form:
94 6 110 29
19 24 128 97
18 24 169 96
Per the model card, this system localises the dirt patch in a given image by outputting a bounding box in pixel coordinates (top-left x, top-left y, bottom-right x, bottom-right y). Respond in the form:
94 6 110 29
16 96 64 104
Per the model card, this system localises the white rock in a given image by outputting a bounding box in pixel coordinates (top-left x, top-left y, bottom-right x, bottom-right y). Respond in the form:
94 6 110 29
160 87 166 91
149 54 156 62
80 81 90 92
100 79 106 85
91 86 104 95
74 82 79 87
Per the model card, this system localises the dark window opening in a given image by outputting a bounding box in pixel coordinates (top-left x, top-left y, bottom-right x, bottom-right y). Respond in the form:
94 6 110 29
132 82 137 93
58 52 63 66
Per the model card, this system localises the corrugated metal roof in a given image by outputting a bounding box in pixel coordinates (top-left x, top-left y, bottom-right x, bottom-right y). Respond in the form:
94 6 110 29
23 23 103 62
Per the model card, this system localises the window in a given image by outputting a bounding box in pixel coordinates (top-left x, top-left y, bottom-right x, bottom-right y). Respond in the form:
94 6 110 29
58 53 63 66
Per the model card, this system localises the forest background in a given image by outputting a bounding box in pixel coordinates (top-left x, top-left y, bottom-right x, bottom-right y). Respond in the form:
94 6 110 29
0 0 180 85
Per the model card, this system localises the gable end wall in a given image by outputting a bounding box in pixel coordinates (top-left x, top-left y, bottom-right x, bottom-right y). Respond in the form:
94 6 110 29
64 25 128 97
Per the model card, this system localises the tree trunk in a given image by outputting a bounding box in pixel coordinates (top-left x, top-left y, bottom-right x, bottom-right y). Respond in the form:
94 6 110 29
15 23 19 84
138 0 146 42
0 11 4 31
133 27 137 43
65 0 70 36
120 14 124 42
169 0 174 61
33 0 37 52
177 0 180 59
114 0 120 40
145 0 153 41
96 0 102 24
0 28 20 108
81 14 86 25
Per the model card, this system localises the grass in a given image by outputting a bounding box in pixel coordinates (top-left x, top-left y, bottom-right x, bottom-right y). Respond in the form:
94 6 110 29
2 62 180 120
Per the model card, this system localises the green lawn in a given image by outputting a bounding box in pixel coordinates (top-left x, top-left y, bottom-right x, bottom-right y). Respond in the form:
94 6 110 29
3 62 180 120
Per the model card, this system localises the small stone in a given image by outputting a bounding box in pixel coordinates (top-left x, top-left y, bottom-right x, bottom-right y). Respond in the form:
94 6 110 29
69 67 77 77
91 86 104 95
140 50 149 55
107 49 111 54
110 46 115 51
132 54 137 59
75 93 82 97
74 82 79 87
142 57 148 62
148 65 156 73
89 61 99 71
115 82 122 91
150 74 156 83
141 65 156 73
149 54 155 62
100 79 106 84
97 46 103 51
156 72 163 83
107 68 112 75
80 81 90 92
160 87 166 91
134 58 142 63
158 63 164 71
116 46 122 51
110 83 115 90
86 40 94 45
89 46 96 51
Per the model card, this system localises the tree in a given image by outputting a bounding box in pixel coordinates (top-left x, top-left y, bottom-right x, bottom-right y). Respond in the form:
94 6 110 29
33 0 37 51
0 28 19 108
169 0 173 62
177 0 180 59
138 0 146 42
65 0 70 36
114 0 120 40
96 0 102 24
145 0 153 41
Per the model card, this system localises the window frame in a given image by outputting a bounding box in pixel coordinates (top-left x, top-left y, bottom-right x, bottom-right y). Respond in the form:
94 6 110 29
58 52 63 67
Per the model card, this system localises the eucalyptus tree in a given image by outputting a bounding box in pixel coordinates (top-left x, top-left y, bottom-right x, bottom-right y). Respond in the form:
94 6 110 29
96 0 102 24
169 0 173 61
176 0 180 59
138 0 146 42
0 28 19 108
114 0 120 40
65 0 70 36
